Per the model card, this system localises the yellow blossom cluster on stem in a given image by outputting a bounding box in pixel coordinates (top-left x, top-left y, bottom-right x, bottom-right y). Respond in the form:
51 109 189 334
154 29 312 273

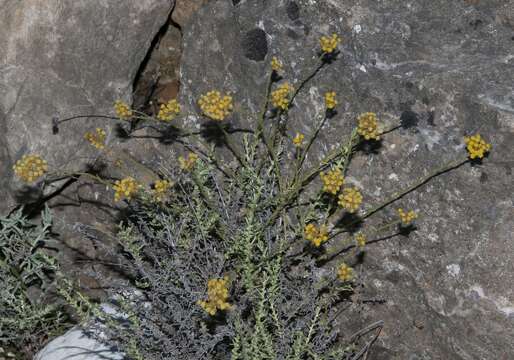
198 91 233 121
397 208 417 226
271 83 292 110
320 168 344 195
13 154 48 183
324 91 337 110
84 128 107 149
157 99 181 122
178 152 199 172
271 56 283 72
293 133 305 147
197 277 231 316
152 179 172 202
355 233 366 248
338 187 363 213
320 33 341 54
337 263 354 282
114 100 133 119
113 177 140 202
357 112 380 140
304 223 329 247
464 134 491 159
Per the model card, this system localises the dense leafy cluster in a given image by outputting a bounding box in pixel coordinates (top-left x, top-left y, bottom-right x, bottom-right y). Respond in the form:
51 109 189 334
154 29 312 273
0 207 68 358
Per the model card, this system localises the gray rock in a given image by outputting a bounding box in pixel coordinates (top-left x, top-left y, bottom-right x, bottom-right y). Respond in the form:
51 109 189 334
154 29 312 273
178 0 514 358
0 0 174 213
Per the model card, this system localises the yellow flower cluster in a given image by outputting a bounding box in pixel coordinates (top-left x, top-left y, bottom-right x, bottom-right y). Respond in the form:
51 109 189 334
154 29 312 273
357 112 380 140
153 179 172 202
304 223 329 247
84 128 107 149
338 187 363 213
320 33 341 54
178 152 199 172
464 134 491 159
271 83 292 110
293 133 305 147
337 263 354 282
320 168 344 195
355 233 366 248
113 177 140 202
198 91 233 121
13 154 48 183
157 99 181 122
114 100 133 119
324 91 337 110
397 208 417 225
197 277 231 316
271 56 283 72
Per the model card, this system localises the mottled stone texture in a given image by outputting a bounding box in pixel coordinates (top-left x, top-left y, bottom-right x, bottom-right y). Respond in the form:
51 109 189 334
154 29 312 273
178 0 513 358
0 0 174 213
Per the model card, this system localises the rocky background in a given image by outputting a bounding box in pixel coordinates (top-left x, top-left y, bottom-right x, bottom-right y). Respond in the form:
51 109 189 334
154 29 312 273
1 0 513 359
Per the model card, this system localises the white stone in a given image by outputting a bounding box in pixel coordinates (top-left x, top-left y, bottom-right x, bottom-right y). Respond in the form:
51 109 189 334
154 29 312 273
34 327 124 360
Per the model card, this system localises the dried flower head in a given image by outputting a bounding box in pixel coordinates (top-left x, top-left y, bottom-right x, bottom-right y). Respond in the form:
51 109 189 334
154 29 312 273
324 91 337 110
292 133 305 147
304 223 329 247
271 56 283 72
338 187 363 213
157 99 181 122
357 112 380 140
337 263 354 282
320 33 341 54
397 208 418 225
113 177 140 202
114 100 133 119
198 91 233 121
178 152 199 172
13 154 48 183
153 179 172 202
320 168 344 195
84 128 107 149
271 82 292 110
197 277 231 316
355 233 366 248
464 134 491 159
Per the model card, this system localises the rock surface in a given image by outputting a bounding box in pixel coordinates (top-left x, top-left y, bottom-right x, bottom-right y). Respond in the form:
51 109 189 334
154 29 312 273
0 0 174 213
177 0 514 358
34 327 123 360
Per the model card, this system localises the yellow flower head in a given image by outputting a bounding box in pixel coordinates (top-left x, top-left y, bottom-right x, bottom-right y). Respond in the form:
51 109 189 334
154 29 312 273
271 82 292 110
304 223 329 247
338 187 363 213
114 100 133 119
153 179 172 202
324 91 337 110
320 33 341 54
113 177 140 202
178 152 199 172
197 277 231 316
397 208 418 226
198 90 233 121
292 133 305 147
464 134 491 159
157 99 181 122
357 112 380 140
320 168 344 195
337 263 354 282
84 128 107 149
13 154 48 183
271 56 283 72
355 233 366 248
